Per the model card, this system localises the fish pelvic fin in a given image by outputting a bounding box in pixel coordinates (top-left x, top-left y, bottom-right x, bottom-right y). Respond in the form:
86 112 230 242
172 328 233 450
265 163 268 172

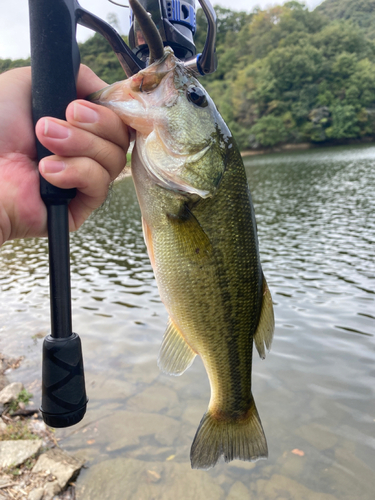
190 398 268 470
254 275 275 359
158 318 197 376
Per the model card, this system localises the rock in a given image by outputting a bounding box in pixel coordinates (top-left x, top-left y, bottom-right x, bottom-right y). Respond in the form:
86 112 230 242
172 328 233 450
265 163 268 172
76 456 224 500
43 480 61 500
0 439 42 468
128 444 176 461
256 474 337 500
0 421 7 434
227 459 257 471
32 447 83 489
0 475 13 488
227 481 252 500
277 452 305 478
87 373 136 402
93 410 180 452
0 374 9 391
129 360 160 385
295 423 338 451
324 446 375 500
126 383 179 414
0 382 23 404
28 488 44 500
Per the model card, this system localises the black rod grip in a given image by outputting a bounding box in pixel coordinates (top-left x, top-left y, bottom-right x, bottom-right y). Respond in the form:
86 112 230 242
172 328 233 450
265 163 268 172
41 333 87 428
29 0 78 337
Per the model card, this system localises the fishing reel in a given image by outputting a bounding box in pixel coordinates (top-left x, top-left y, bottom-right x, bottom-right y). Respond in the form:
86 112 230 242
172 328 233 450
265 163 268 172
127 0 217 75
28 0 217 429
129 0 198 61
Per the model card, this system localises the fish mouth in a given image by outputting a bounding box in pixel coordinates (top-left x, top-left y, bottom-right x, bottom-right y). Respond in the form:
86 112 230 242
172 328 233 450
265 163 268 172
87 49 178 136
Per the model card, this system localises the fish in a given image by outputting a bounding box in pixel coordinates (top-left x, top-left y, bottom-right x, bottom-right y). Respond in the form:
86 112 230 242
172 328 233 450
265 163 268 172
89 0 274 470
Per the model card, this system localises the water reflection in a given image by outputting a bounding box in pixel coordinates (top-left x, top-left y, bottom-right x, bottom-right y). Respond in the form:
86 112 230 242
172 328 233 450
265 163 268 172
1 145 374 499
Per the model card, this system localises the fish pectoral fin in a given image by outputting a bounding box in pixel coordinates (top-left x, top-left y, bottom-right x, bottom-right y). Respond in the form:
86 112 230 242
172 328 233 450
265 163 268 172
254 275 275 359
167 204 213 261
158 318 196 376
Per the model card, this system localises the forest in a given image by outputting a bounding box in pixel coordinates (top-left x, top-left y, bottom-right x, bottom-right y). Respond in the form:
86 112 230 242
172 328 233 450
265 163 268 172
1 0 375 150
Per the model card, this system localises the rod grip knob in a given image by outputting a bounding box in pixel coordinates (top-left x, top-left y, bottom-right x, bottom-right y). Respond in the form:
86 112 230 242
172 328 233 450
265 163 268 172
41 333 88 428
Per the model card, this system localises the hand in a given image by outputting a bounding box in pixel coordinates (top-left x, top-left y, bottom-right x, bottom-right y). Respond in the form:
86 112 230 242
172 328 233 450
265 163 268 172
0 65 129 246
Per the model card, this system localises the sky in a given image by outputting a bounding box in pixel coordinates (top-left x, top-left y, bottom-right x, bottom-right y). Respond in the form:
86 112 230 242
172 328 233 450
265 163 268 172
0 0 324 61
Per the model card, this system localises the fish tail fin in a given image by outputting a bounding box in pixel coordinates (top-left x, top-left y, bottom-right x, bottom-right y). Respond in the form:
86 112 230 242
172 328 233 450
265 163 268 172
190 397 267 470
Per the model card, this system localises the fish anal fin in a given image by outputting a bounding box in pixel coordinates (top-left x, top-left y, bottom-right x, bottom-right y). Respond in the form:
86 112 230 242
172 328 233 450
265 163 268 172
167 205 213 262
142 217 156 269
254 275 275 359
158 318 196 376
190 397 267 470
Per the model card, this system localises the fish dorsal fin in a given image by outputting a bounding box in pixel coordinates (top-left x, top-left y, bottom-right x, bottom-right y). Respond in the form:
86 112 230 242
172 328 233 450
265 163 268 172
167 204 213 262
254 275 275 359
158 318 197 376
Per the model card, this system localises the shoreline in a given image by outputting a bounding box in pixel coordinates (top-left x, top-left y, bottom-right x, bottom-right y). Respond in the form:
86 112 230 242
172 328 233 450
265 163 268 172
0 353 82 500
117 140 375 172
240 138 375 157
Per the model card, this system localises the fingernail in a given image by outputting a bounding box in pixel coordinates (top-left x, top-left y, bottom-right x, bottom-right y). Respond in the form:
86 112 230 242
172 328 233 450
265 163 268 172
40 159 66 174
73 102 99 123
44 119 70 139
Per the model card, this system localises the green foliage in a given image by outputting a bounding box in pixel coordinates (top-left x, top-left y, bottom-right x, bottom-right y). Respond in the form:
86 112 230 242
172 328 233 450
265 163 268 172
200 1 375 149
79 33 129 84
7 389 33 414
0 57 30 73
0 420 37 441
317 0 375 39
249 115 288 147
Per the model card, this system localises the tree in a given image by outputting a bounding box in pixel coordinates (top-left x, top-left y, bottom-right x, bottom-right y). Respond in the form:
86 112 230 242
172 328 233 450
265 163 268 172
249 115 288 147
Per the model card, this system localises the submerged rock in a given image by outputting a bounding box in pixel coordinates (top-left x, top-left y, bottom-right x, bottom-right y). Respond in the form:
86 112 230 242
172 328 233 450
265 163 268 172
256 474 337 500
76 457 224 500
227 481 252 500
295 423 338 451
126 383 179 414
94 410 180 451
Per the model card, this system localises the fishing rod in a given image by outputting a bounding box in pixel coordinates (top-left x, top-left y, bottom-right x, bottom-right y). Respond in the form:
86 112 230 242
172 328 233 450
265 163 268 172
28 0 217 429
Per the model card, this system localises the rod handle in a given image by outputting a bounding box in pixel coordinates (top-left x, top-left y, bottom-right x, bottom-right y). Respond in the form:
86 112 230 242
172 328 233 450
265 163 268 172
41 333 88 428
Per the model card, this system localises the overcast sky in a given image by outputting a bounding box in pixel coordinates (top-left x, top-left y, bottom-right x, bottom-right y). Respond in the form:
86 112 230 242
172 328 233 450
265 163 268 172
0 0 324 60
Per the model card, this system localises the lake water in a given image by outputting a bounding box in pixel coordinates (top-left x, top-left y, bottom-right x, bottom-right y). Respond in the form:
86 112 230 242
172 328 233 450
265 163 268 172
1 144 374 499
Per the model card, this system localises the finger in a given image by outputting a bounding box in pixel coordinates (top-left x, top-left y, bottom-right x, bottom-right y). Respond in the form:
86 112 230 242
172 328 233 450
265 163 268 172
65 100 130 151
35 117 127 182
76 64 107 98
39 155 112 230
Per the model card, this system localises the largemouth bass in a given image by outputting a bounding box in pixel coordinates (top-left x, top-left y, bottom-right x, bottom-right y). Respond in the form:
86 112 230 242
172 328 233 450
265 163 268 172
90 5 274 470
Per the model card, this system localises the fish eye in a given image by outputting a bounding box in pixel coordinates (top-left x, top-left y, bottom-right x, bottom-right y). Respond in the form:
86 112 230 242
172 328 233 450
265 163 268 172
186 85 208 107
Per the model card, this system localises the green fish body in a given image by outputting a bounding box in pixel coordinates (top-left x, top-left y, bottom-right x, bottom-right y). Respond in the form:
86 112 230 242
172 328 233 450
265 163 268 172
90 48 274 469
